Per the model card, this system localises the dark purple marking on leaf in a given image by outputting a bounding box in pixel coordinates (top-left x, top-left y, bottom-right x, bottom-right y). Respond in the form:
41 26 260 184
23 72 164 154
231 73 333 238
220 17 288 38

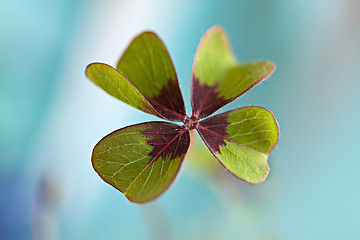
141 122 190 163
191 76 227 119
147 78 186 122
196 112 230 153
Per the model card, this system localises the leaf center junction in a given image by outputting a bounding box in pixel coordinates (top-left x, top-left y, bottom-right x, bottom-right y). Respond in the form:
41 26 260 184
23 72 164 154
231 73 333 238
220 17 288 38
183 115 199 130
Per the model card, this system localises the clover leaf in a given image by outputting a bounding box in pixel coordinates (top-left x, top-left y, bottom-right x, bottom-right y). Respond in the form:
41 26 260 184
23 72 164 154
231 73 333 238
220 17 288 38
86 25 279 203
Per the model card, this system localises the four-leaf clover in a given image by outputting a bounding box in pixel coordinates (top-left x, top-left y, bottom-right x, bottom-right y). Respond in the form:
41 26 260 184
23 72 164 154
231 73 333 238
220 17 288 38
86 25 279 203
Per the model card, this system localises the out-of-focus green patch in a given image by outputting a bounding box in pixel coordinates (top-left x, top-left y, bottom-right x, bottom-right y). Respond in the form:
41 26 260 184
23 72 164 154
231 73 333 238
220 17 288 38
186 135 220 178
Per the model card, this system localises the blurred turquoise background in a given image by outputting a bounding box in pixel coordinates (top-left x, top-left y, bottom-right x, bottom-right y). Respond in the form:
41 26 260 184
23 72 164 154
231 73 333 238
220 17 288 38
1 0 360 239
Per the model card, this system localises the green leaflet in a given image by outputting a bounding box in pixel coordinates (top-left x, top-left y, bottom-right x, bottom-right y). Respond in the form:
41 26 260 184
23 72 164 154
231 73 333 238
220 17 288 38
86 63 160 117
92 122 190 203
191 25 275 118
117 32 186 121
197 106 279 184
116 32 177 98
192 25 237 86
